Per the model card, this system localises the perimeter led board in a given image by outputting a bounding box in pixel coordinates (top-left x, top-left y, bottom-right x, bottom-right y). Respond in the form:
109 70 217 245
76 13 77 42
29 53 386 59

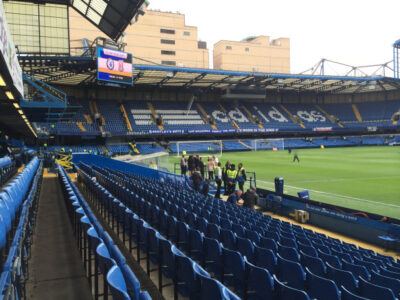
97 47 133 85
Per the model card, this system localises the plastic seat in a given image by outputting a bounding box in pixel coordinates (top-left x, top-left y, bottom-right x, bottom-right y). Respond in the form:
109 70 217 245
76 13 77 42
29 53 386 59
298 242 318 257
120 264 141 300
236 236 254 263
253 244 277 275
371 269 400 297
107 265 130 300
177 221 190 252
232 223 245 238
353 256 379 273
220 228 237 250
332 249 354 263
326 262 358 293
188 228 204 262
198 273 241 300
301 251 326 277
342 259 371 280
175 253 209 299
203 237 223 280
274 275 310 300
278 244 300 262
196 217 208 234
206 223 221 240
167 215 178 243
280 236 297 248
259 236 278 252
318 249 342 269
244 257 274 300
305 267 340 300
277 253 306 290
358 275 397 300
222 248 245 297
245 229 260 244
380 267 400 280
96 243 117 275
341 285 370 300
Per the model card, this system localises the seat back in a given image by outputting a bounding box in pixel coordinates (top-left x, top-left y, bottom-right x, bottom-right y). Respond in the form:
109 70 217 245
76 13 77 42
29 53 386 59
358 275 397 300
107 265 130 300
274 275 310 300
326 262 358 293
305 267 340 300
244 257 274 300
277 253 306 290
301 251 326 277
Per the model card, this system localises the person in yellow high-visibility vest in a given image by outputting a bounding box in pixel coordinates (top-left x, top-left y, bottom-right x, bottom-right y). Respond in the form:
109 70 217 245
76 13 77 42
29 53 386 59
237 163 247 193
149 160 158 170
226 164 237 195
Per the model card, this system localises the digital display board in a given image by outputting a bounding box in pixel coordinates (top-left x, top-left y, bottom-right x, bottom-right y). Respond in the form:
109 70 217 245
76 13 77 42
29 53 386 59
97 47 133 85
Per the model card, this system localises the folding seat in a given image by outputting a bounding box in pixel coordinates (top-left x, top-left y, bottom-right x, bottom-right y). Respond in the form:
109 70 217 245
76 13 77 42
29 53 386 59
188 228 204 262
0 192 15 222
353 256 379 273
251 226 265 236
245 229 260 244
203 237 223 280
362 255 387 269
178 207 187 222
150 205 160 229
326 262 358 293
206 223 221 240
220 217 232 230
296 236 312 246
278 243 300 262
253 244 277 275
305 267 340 300
259 236 278 252
349 250 363 261
342 259 371 280
166 215 178 243
387 265 400 273
159 239 181 294
244 257 274 300
274 275 310 300
318 249 342 269
210 213 220 225
380 267 400 280
358 275 397 300
358 246 375 257
107 265 130 300
298 242 318 257
120 264 141 300
147 227 162 268
232 223 245 238
280 236 297 248
186 212 198 229
196 217 208 234
198 273 241 300
263 230 280 242
175 253 210 300
236 236 254 262
332 248 354 263
277 253 306 289
301 251 326 277
315 244 331 254
96 243 117 297
376 252 395 265
371 269 400 297
177 221 190 252
341 285 369 300
0 197 12 233
222 248 245 297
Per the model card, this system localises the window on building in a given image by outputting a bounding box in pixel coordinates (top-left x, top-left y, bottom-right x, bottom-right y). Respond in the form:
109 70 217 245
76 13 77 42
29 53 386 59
183 31 190 36
161 60 176 66
198 41 207 49
160 28 175 34
245 47 249 52
161 39 175 45
161 50 176 55
226 46 232 50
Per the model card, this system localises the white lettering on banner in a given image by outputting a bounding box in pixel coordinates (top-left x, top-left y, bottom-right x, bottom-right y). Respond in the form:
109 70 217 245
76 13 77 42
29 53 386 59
228 108 249 123
212 110 229 122
297 110 326 122
268 106 288 122
0 1 23 97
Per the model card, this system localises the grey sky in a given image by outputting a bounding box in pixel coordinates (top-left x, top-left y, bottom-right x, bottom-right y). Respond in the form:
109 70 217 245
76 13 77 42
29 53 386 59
147 0 398 76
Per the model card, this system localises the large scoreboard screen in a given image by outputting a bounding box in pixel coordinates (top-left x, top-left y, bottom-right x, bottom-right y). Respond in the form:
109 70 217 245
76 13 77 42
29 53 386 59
97 47 133 85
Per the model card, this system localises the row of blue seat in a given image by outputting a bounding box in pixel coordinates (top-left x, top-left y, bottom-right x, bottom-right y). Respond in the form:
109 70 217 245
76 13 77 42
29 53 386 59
0 157 42 299
77 165 242 300
0 156 16 188
57 164 151 300
87 164 400 300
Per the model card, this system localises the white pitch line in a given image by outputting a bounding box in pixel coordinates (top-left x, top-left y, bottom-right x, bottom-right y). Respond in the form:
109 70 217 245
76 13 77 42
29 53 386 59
257 179 400 208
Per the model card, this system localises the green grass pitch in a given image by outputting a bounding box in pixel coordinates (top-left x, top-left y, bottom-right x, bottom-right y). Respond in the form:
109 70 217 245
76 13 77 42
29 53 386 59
168 146 400 219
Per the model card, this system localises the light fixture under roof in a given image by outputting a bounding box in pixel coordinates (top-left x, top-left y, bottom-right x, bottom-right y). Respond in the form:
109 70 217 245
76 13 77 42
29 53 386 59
18 109 23 115
13 103 20 109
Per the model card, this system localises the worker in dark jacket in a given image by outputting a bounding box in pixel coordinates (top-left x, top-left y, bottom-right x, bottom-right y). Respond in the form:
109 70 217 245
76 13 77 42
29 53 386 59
242 187 259 210
222 161 230 195
237 162 247 193
188 155 196 175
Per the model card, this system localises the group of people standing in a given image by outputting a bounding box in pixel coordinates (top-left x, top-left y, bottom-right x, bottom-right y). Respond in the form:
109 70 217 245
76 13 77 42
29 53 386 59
181 154 258 209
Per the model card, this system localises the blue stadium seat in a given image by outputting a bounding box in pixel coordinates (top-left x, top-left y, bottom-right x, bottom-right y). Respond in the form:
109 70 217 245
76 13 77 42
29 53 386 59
206 223 221 240
253 244 277 275
188 228 204 262
278 244 300 262
222 247 245 297
342 259 371 280
274 275 310 300
326 262 358 293
220 228 237 250
318 249 342 269
203 237 223 280
244 257 274 300
298 242 318 257
236 236 254 263
380 267 400 280
198 273 241 300
277 253 306 289
305 267 341 300
246 229 260 244
341 285 370 300
371 269 400 298
358 275 397 300
301 251 326 277
107 265 131 300
259 236 278 252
